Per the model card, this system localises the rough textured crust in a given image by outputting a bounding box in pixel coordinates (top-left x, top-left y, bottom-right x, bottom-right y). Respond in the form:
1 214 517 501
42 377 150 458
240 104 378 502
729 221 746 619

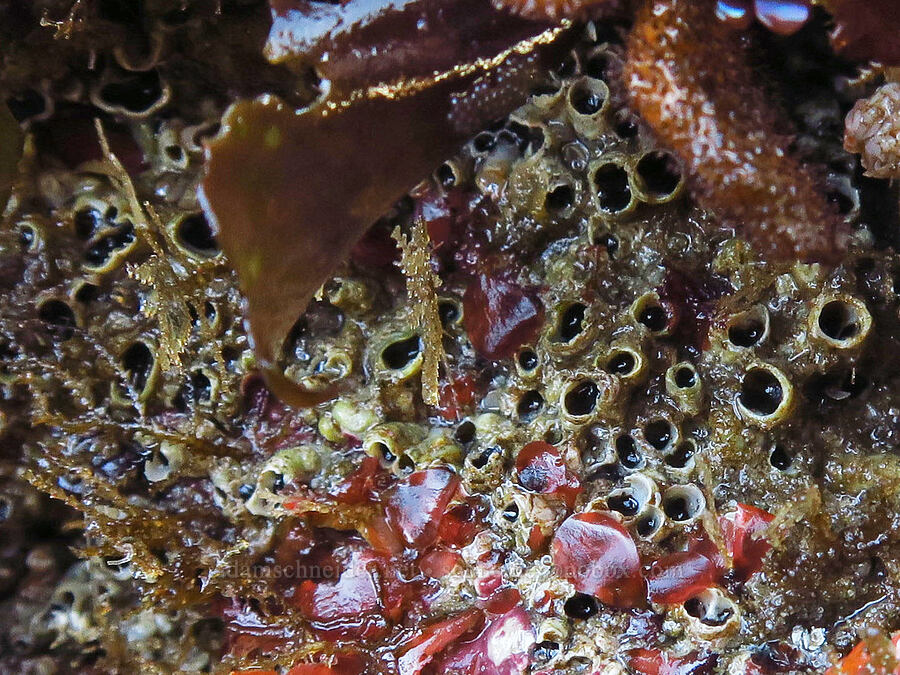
625 0 849 263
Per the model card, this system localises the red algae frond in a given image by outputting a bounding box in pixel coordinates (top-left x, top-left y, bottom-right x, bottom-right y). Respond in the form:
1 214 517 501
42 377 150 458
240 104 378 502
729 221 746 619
625 0 849 264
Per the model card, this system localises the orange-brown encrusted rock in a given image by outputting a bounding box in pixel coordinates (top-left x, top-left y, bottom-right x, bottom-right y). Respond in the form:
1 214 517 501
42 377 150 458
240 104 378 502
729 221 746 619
625 0 849 264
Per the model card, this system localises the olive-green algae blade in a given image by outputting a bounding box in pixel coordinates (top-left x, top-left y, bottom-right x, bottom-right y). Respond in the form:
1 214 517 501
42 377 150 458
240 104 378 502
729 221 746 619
0 102 22 211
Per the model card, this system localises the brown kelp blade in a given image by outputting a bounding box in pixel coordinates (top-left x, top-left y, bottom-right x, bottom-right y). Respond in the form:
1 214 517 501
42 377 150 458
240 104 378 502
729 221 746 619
201 87 476 367
201 3 571 376
267 0 555 86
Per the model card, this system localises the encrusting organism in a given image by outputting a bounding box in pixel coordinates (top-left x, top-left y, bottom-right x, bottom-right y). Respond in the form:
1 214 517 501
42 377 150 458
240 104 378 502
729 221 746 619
624 0 849 264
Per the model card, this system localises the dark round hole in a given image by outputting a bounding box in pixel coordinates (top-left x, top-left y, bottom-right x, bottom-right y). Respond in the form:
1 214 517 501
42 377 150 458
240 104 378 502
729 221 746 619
6 89 45 121
674 367 696 388
607 492 640 516
684 595 733 626
38 299 76 341
165 145 184 162
438 301 460 327
176 214 218 255
518 349 539 371
238 484 254 500
818 301 860 341
636 151 681 198
558 303 586 342
99 70 164 114
607 350 636 375
19 225 35 250
593 163 631 212
473 132 496 153
570 81 605 115
665 442 694 469
469 446 498 469
74 283 100 304
455 420 476 444
615 434 642 469
827 187 855 215
502 503 519 521
600 233 619 256
740 368 783 416
728 316 765 347
583 53 610 80
565 380 600 417
73 208 99 240
506 122 544 154
84 224 135 267
636 512 660 537
382 336 421 370
222 346 241 366
644 419 674 450
190 370 211 403
518 391 544 420
769 444 791 470
684 596 704 619
436 163 456 188
588 463 622 481
397 455 415 475
376 442 396 464
534 642 560 661
563 593 599 619
545 185 574 212
663 494 693 521
638 304 668 332
121 342 153 392
614 111 640 139
204 301 217 323
270 473 285 493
